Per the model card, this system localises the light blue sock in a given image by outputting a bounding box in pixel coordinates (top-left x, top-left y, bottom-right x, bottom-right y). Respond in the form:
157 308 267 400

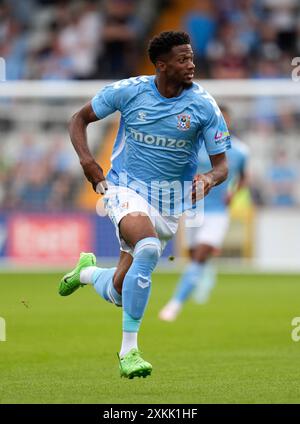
122 237 161 333
193 261 216 304
92 267 122 306
173 261 204 304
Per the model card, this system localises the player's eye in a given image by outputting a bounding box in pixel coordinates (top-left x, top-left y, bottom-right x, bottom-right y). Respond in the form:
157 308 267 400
178 56 194 64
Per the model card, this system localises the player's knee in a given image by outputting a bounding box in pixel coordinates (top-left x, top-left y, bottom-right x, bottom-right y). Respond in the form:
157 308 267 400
194 254 209 263
193 245 214 263
133 237 161 263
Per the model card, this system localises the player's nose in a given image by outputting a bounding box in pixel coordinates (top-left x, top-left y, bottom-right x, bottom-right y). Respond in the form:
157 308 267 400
187 61 195 71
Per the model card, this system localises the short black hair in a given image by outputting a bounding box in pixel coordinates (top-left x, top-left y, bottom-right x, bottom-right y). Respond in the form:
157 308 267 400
148 31 191 65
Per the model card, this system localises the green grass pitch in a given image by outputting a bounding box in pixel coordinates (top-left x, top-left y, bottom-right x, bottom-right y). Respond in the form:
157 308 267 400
0 271 300 404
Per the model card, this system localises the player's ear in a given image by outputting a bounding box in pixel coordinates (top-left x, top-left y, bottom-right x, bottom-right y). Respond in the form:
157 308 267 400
156 60 166 72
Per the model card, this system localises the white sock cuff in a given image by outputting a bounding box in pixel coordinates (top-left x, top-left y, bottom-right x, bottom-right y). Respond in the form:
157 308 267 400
120 331 138 357
80 266 98 284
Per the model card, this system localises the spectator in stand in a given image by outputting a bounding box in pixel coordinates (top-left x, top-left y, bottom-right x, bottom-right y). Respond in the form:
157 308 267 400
252 53 285 134
206 20 250 79
262 0 298 54
215 0 260 53
266 149 298 207
18 161 52 210
96 0 142 79
183 0 217 78
0 131 78 211
0 3 28 80
58 0 103 79
39 34 74 80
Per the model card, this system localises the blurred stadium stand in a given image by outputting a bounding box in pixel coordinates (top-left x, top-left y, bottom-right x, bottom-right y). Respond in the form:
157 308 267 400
2 0 298 80
0 0 300 270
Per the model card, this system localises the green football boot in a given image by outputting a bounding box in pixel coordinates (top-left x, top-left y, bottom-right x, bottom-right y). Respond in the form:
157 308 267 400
59 252 96 296
118 348 152 379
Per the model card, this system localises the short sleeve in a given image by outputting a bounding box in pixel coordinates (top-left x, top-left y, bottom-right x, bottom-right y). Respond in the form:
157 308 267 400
91 80 130 119
203 107 231 156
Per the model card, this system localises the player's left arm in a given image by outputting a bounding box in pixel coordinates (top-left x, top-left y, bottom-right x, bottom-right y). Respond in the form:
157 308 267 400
192 152 228 202
208 151 229 190
193 94 231 202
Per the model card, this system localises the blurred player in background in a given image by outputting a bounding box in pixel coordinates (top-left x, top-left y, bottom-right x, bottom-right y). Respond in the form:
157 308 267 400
159 105 249 321
58 31 230 379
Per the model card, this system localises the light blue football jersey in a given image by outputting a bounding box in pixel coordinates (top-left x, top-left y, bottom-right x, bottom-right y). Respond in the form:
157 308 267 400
91 75 231 215
197 135 249 213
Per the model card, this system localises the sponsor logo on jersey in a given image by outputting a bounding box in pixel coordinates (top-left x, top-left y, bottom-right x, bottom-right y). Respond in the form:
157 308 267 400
129 128 192 149
214 130 230 144
177 114 191 131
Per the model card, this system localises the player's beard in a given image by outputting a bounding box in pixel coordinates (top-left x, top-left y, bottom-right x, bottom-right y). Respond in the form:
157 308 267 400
182 80 193 89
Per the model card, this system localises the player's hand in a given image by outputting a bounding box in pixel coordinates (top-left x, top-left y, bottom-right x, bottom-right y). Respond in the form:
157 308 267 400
192 173 214 204
80 159 108 194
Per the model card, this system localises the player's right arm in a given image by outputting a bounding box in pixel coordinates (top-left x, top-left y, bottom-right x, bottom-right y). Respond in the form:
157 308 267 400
68 101 108 194
70 78 133 192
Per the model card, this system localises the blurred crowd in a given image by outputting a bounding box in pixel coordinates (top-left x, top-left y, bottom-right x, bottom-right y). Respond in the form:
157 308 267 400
0 129 81 211
0 0 299 212
1 0 299 80
184 0 299 79
1 0 156 80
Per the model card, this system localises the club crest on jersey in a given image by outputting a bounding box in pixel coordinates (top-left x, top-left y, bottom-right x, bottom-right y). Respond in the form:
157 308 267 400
177 114 191 131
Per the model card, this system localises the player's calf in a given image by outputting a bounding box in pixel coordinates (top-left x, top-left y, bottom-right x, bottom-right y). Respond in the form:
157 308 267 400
122 237 161 325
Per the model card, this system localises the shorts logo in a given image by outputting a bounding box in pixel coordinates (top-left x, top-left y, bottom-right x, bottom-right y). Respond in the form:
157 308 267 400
177 114 191 131
121 201 129 209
